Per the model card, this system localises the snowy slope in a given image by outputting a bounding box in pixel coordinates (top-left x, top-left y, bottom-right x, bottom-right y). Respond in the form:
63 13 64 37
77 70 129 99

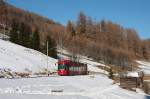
137 61 150 75
79 56 109 74
0 39 107 76
0 40 149 99
0 39 57 74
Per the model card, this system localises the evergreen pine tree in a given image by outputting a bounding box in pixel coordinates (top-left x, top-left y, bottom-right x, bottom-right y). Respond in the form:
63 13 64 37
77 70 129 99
45 36 57 59
31 29 40 51
10 21 19 43
109 68 114 79
18 22 31 48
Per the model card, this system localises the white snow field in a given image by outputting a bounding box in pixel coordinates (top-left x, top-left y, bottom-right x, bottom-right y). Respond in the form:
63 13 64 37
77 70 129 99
137 61 150 75
0 39 150 99
0 39 57 74
0 75 148 99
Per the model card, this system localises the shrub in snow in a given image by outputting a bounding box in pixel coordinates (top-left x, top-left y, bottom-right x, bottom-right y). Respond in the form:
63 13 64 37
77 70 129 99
109 68 114 79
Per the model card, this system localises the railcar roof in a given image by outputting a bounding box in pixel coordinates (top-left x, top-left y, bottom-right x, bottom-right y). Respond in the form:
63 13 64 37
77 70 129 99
58 59 87 66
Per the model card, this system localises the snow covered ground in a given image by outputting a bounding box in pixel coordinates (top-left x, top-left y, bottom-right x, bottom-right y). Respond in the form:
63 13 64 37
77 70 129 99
0 75 148 99
137 61 150 75
0 39 150 99
0 39 57 74
0 39 107 76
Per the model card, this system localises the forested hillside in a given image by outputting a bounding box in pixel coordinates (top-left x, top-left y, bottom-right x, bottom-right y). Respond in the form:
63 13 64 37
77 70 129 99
0 0 63 58
0 0 65 42
63 12 150 68
0 0 150 68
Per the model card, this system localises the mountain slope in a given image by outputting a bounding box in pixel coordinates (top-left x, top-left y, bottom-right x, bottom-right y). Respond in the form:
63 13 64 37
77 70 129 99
0 39 57 74
0 39 108 76
0 0 65 41
0 40 150 99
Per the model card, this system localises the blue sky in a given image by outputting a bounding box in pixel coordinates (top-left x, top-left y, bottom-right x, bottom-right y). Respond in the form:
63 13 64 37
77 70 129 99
7 0 150 39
